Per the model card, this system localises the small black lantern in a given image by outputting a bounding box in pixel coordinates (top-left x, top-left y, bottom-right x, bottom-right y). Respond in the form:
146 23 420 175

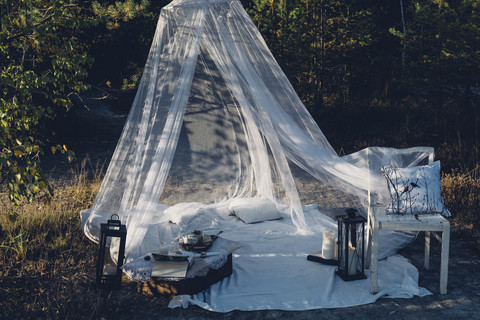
96 214 127 289
336 208 367 281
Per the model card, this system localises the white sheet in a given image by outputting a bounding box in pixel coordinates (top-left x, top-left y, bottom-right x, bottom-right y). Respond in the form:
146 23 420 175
166 205 430 311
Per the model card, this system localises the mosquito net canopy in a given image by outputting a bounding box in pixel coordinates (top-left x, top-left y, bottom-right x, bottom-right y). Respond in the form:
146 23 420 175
81 0 432 261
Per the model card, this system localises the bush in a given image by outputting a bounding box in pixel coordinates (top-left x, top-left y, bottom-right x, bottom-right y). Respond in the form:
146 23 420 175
0 159 102 260
442 169 480 249
442 170 480 223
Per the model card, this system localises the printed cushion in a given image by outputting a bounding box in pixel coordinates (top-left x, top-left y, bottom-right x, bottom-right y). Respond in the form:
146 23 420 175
381 161 451 216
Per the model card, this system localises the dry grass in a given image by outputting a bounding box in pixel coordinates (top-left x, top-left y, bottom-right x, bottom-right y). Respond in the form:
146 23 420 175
0 161 100 318
442 168 480 249
0 160 163 319
0 159 101 259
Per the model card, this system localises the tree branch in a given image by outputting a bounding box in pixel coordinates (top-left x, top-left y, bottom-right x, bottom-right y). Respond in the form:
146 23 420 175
8 4 80 41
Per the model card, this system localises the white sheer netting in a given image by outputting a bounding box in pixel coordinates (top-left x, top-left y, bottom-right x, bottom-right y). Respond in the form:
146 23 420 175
81 0 434 262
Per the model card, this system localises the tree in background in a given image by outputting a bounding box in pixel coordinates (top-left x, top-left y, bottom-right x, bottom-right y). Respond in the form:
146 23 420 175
87 0 169 91
1 0 88 205
391 0 480 98
248 0 373 110
388 0 480 164
0 0 151 206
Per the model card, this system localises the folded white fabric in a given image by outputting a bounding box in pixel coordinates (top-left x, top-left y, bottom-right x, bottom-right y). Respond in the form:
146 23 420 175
160 202 225 233
228 197 282 224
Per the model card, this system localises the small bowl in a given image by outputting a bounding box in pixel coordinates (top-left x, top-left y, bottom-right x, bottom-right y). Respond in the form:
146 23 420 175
182 234 199 245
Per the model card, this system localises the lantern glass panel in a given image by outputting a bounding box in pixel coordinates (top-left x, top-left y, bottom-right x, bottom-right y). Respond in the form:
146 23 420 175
348 222 364 276
102 236 120 276
337 219 346 272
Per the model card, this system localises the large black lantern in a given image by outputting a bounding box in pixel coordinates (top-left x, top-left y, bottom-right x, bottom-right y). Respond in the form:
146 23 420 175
96 214 127 289
336 208 367 281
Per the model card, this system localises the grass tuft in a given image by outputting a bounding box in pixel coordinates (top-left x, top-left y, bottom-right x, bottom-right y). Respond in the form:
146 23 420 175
0 160 108 318
0 158 102 258
442 168 480 249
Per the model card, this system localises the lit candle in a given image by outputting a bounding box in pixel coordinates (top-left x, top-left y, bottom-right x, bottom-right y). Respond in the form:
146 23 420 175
334 239 338 259
348 245 358 276
103 264 117 276
322 229 335 260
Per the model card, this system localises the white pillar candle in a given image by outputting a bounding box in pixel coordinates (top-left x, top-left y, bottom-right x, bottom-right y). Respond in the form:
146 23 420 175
334 238 338 259
322 229 335 260
348 245 358 276
103 264 117 276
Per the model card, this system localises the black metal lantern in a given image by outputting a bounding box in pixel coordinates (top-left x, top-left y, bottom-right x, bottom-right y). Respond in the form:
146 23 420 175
96 214 127 289
336 208 367 281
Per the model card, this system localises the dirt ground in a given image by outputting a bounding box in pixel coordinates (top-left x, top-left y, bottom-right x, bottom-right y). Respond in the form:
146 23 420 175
43 91 480 319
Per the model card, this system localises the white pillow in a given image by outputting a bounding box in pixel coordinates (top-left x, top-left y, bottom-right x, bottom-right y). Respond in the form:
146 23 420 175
228 197 282 224
381 161 450 217
161 202 224 232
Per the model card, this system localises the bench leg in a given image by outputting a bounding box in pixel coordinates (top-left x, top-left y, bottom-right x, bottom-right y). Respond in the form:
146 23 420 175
424 231 431 270
370 223 379 294
440 224 450 294
365 217 373 269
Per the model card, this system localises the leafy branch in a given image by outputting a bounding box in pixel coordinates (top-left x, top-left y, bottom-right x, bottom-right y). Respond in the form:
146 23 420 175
0 0 153 205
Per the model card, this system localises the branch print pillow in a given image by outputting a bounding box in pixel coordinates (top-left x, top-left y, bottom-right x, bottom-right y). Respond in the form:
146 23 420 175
381 161 451 217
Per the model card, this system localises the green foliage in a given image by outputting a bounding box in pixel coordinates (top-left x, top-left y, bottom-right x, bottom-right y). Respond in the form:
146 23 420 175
0 0 93 204
390 0 480 97
248 0 374 109
246 0 480 179
0 0 154 205
87 0 169 90
92 0 150 30
383 0 480 173
247 0 480 114
0 228 29 259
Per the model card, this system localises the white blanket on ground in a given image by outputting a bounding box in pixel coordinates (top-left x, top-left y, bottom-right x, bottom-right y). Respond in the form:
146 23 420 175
166 205 430 311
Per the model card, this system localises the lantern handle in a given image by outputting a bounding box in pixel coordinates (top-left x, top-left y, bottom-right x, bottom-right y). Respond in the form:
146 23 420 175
110 214 120 221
